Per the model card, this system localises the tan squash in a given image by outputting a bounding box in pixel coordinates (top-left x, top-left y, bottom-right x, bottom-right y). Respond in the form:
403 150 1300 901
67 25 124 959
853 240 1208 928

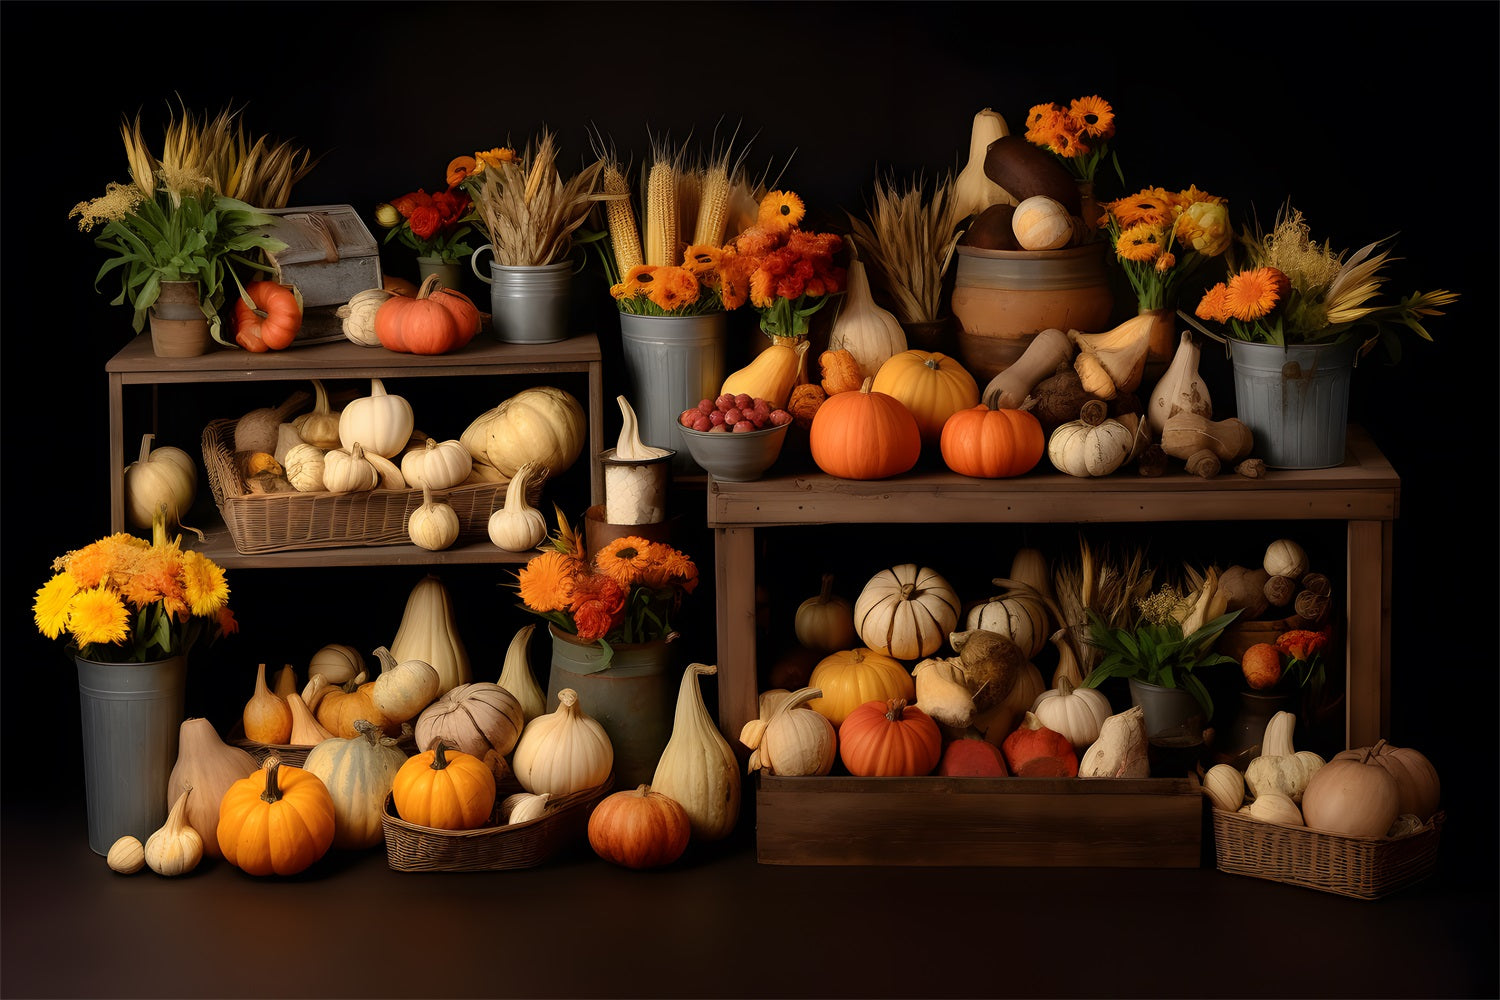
389 574 472 695
242 662 293 745
651 663 741 842
512 688 614 796
286 692 336 747
370 645 442 723
166 718 259 860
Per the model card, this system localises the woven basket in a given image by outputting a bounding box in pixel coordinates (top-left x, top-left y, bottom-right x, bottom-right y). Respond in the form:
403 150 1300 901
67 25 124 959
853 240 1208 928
1211 806 1443 899
382 775 614 872
232 726 419 768
201 418 540 554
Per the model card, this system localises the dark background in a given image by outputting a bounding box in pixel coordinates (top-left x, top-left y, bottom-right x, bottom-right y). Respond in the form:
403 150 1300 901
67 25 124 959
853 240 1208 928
3 0 1495 942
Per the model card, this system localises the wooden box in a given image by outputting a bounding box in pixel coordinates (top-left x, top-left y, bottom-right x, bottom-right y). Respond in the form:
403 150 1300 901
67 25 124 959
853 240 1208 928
754 773 1204 867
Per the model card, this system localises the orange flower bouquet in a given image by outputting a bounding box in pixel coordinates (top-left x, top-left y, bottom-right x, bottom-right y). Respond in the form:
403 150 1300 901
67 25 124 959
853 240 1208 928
1024 94 1120 187
718 190 846 338
513 509 698 659
608 245 732 317
1099 185 1233 311
33 506 237 664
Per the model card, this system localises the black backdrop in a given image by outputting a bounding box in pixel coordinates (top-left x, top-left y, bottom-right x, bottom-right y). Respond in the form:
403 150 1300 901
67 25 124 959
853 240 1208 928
3 1 1495 863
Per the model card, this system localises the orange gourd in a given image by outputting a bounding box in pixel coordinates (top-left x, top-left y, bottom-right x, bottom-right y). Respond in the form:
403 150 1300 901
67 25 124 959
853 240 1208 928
806 647 916 728
587 784 692 870
233 281 303 352
936 736 1010 776
429 282 483 348
374 273 468 355
391 741 497 831
819 348 864 395
871 350 980 446
939 404 1046 479
216 757 336 876
837 698 942 777
1000 711 1079 777
315 674 398 739
808 377 921 480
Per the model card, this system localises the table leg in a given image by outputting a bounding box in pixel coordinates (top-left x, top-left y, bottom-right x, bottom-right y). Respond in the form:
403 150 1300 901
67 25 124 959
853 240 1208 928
714 525 760 745
1345 519 1391 748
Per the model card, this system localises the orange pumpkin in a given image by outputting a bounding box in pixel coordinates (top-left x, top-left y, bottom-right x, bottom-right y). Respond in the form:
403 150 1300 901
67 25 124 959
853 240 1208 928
871 350 980 446
806 647 916 728
587 784 692 870
217 757 336 876
939 404 1046 479
838 698 942 776
391 741 497 830
374 274 469 355
937 736 1010 776
429 283 483 348
808 377 921 480
233 281 303 352
1000 711 1079 777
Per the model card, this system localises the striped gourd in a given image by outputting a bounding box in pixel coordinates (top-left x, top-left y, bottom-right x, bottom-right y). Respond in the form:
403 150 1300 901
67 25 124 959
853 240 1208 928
643 157 678 266
693 164 732 247
964 591 1048 659
853 564 961 661
302 719 407 851
602 163 642 277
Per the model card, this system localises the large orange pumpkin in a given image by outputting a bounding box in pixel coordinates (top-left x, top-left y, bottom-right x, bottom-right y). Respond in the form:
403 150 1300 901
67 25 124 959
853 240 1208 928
217 758 336 876
806 647 915 728
837 698 942 776
428 282 483 348
233 281 303 352
939 404 1046 478
808 377 921 480
374 273 470 355
871 350 980 446
391 741 497 830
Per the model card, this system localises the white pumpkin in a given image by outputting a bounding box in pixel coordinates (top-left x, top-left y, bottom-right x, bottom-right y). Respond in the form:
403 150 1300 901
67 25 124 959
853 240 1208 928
338 378 415 459
400 437 473 491
853 564 961 661
476 386 586 479
1048 416 1134 477
964 591 1048 659
1030 677 1112 752
123 433 197 531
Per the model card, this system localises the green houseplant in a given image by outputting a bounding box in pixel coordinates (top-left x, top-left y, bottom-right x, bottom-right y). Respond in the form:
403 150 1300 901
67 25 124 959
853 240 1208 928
1080 603 1242 724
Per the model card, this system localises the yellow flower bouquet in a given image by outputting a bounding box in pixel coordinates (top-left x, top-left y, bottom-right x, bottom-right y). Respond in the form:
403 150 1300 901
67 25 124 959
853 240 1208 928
1099 185 1233 311
33 507 236 664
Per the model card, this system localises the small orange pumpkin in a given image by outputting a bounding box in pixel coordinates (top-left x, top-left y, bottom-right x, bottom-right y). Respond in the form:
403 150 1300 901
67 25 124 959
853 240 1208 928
587 784 692 870
808 377 921 480
837 698 942 777
233 281 303 352
374 274 469 355
871 350 980 446
217 757 336 876
391 741 497 830
939 404 1046 479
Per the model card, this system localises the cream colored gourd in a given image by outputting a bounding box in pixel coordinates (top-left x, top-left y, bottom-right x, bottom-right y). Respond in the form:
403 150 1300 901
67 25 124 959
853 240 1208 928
302 674 333 713
478 386 587 479
338 378 414 459
981 327 1074 410
828 257 907 380
308 644 363 686
720 335 809 410
1007 548 1054 608
794 573 856 654
740 685 837 776
1146 331 1213 435
512 688 614 795
414 681 525 761
1012 195 1074 251
401 437 472 491
243 662 293 745
123 433 197 532
1048 413 1134 477
612 394 671 460
144 788 203 876
497 624 547 723
303 718 409 850
1245 750 1325 804
321 442 382 493
107 836 146 874
273 663 298 698
235 391 309 455
1049 628 1085 688
1030 676 1112 753
1262 710 1297 758
337 288 394 347
1302 746 1402 838
503 791 552 825
652 663 741 842
1241 791 1304 826
464 460 506 485
1077 704 1150 778
365 450 407 490
286 692 336 746
389 574 471 694
1069 314 1153 398
488 461 548 551
166 718 258 859
282 443 327 493
293 379 343 450
1203 763 1246 811
273 423 305 467
408 487 460 551
371 645 442 723
1263 539 1309 581
954 107 1015 219
853 563 961 661
964 583 1048 660
911 656 976 730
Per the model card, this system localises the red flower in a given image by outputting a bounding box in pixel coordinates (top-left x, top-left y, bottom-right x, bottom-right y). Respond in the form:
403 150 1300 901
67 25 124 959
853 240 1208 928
391 190 433 218
430 188 469 224
1275 628 1330 662
408 205 442 240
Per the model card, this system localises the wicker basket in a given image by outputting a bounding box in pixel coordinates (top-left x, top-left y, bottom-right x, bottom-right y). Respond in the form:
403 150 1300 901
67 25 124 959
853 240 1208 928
381 775 614 872
234 730 419 768
1211 806 1443 899
201 418 539 554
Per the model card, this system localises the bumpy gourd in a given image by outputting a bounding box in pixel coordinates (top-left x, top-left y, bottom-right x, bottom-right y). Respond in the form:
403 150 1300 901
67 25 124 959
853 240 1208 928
401 437 472 491
337 287 395 347
283 443 326 493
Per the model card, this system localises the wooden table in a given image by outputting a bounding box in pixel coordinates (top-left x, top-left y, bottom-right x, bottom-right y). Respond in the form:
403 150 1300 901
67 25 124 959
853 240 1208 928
707 426 1399 750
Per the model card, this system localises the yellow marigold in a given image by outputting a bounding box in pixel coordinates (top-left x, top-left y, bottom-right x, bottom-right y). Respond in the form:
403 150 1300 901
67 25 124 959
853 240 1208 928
473 147 517 173
446 155 478 187
1224 267 1288 321
1116 223 1166 263
182 550 230 617
1068 95 1115 139
1196 283 1232 323
67 586 131 648
1107 189 1175 229
517 551 582 613
594 536 655 590
1174 184 1223 208
758 191 805 233
34 572 80 640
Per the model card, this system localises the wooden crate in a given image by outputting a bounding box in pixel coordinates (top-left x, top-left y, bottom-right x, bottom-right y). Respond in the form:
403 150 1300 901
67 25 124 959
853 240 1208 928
754 773 1203 867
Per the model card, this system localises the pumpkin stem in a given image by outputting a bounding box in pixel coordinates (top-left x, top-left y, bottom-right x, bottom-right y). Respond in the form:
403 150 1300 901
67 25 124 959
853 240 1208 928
430 741 453 770
260 758 284 805
885 698 908 722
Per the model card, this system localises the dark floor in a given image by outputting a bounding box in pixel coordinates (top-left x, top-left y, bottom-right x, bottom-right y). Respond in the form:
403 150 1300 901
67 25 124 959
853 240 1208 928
2 789 1494 1000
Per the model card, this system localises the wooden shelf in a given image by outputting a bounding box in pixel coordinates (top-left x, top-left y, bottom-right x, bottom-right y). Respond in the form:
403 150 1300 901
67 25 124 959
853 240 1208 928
187 520 536 569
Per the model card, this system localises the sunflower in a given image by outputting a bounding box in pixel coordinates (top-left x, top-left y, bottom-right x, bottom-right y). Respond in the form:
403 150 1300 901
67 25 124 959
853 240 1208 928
33 573 80 640
1116 223 1166 263
1224 267 1288 321
1068 95 1115 139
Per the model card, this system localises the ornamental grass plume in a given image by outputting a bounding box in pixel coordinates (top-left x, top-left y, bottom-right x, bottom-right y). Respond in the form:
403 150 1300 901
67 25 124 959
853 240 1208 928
845 170 965 324
34 505 237 664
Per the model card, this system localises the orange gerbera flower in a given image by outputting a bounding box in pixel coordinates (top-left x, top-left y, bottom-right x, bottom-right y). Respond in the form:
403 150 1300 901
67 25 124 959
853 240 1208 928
619 264 658 300
474 147 517 172
1196 283 1232 323
594 536 655 590
1116 223 1166 263
1025 103 1067 146
1224 267 1288 321
1068 95 1115 139
682 244 722 281
757 191 805 233
516 550 582 613
1107 189 1175 228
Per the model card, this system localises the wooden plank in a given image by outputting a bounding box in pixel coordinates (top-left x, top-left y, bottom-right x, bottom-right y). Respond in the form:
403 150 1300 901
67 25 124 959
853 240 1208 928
1345 519 1390 746
715 527 760 747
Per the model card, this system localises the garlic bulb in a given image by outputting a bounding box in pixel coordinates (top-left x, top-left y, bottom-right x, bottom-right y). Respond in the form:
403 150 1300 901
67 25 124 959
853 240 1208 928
497 624 547 723
613 395 670 461
1146 330 1213 436
828 258 907 380
144 788 203 877
512 688 613 795
488 461 548 551
651 663 741 842
107 836 145 874
502 790 552 825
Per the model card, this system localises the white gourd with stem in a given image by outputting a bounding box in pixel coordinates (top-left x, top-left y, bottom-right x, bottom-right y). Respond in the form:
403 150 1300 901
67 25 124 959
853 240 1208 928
828 256 907 380
651 663 741 842
1146 330 1213 436
511 688 613 795
488 461 548 551
497 624 547 723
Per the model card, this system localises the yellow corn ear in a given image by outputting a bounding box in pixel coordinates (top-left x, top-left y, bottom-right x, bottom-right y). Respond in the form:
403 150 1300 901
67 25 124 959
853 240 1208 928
643 158 678 266
603 165 643 277
693 165 732 247
676 168 700 259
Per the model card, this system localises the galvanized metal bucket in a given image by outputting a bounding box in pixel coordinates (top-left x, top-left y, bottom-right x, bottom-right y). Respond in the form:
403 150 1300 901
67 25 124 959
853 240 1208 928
618 312 727 475
1225 338 1359 469
472 249 573 344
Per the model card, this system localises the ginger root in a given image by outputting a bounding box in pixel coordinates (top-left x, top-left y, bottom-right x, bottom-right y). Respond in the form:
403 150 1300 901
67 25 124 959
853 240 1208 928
1161 412 1254 464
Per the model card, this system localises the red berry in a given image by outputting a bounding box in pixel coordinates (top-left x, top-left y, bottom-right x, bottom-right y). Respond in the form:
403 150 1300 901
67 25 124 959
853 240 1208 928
723 407 743 425
692 415 712 431
734 393 753 411
732 419 755 432
716 393 736 410
748 410 768 428
709 423 730 433
769 409 792 426
697 399 715 415
708 410 726 427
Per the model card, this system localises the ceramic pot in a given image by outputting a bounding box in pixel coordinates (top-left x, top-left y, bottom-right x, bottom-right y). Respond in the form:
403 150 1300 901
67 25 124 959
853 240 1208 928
148 280 211 358
417 256 464 290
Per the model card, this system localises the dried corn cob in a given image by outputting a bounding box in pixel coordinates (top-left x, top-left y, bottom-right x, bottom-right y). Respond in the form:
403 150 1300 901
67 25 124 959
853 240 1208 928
693 163 732 247
643 156 678 266
676 167 700 259
602 163 642 277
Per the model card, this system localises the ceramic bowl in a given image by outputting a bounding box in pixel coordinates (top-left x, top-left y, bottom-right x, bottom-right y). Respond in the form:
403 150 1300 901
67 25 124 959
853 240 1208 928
676 422 790 482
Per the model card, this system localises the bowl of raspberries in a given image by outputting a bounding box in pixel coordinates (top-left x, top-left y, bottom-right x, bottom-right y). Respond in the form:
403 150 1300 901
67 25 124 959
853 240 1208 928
677 393 793 481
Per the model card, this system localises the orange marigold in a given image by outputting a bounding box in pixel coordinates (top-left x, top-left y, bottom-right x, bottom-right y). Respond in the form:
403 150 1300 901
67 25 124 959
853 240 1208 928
1224 267 1287 321
1275 628 1330 662
1025 103 1067 146
1116 223 1165 263
517 551 582 613
619 264 658 300
682 244 723 281
1197 284 1232 323
594 536 655 590
646 266 700 311
1068 95 1115 139
758 191 805 233
1107 189 1175 228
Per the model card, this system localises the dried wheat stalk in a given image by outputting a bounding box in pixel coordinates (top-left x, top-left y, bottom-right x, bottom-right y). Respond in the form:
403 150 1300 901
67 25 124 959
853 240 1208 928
474 129 608 266
1052 535 1157 675
845 171 965 324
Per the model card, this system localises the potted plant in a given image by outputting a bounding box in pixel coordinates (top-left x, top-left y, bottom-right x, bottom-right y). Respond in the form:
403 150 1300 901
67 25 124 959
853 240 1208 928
373 164 476 288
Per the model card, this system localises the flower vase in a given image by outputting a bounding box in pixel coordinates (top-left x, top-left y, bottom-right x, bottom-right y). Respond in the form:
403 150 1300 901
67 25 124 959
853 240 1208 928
417 256 464 290
546 626 675 789
1076 179 1100 240
148 280 211 358
75 654 187 854
618 312 728 476
1128 678 1206 777
1226 338 1358 469
1139 305 1177 386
